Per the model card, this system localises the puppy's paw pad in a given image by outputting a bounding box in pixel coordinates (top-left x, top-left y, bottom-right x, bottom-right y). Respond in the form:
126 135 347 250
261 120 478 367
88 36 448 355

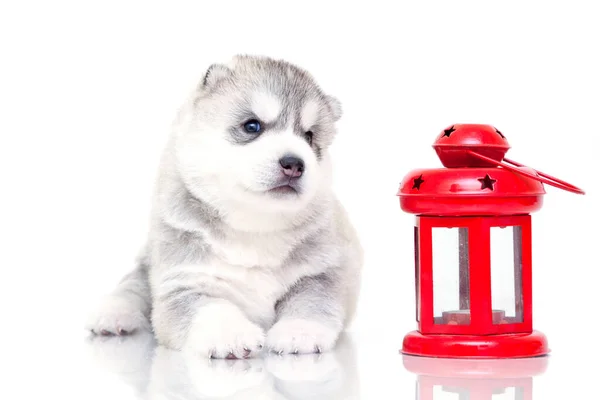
184 304 265 359
266 318 339 355
85 296 149 336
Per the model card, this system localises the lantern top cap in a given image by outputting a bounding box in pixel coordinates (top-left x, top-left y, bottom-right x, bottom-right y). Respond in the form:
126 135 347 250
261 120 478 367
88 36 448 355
431 123 584 195
433 124 509 168
397 123 584 216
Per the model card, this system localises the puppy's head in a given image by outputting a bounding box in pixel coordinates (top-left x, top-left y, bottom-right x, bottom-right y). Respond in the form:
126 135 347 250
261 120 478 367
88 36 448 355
175 55 342 217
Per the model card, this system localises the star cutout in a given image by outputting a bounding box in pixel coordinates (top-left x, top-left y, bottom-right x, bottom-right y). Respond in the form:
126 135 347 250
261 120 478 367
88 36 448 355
412 174 425 190
478 174 497 191
443 126 456 137
495 128 505 138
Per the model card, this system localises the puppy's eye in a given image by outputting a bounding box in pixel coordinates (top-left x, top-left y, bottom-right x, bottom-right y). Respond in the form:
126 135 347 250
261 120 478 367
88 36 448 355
243 119 262 134
305 131 313 145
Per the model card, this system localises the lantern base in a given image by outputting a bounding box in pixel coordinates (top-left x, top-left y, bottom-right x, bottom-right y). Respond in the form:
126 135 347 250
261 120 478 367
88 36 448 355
401 330 549 359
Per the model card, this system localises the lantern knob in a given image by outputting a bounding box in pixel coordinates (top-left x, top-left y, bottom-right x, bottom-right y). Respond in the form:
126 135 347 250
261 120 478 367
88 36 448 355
433 124 509 168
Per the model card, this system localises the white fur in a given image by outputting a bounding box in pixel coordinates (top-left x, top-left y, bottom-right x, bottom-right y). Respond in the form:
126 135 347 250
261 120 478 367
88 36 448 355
183 299 265 359
176 117 330 231
300 99 320 131
266 318 339 354
251 91 281 123
85 293 150 334
153 251 336 330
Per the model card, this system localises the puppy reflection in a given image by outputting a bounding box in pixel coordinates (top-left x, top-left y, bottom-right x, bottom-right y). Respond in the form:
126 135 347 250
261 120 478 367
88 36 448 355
85 330 157 398
87 332 359 399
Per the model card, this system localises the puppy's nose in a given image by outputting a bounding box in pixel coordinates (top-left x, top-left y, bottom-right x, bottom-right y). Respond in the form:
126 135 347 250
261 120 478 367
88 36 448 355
279 155 304 178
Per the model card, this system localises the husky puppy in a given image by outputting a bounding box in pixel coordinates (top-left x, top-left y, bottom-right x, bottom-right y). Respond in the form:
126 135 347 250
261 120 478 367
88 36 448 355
86 55 363 359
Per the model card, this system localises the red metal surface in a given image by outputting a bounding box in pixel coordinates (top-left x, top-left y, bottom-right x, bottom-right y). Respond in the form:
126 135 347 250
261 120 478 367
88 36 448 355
433 123 510 168
398 166 546 216
397 124 583 359
469 151 585 195
398 123 583 217
402 330 549 359
442 309 506 325
400 194 543 217
416 215 532 336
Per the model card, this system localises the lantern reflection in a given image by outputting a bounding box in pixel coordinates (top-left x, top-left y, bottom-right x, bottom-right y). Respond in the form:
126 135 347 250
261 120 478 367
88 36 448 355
403 354 548 400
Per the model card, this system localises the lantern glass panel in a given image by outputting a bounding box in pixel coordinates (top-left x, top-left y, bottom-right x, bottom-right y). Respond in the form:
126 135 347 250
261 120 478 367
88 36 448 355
431 227 470 325
490 225 524 324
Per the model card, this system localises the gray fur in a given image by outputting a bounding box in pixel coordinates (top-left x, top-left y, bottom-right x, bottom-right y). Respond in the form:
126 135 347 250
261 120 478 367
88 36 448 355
86 54 363 358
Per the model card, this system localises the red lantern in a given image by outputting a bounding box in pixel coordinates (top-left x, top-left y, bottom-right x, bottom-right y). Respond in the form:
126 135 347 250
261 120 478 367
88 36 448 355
397 124 584 359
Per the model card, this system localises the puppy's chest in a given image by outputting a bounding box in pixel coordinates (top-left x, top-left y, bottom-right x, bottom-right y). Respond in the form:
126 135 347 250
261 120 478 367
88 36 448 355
202 231 327 299
214 259 320 297
206 229 299 268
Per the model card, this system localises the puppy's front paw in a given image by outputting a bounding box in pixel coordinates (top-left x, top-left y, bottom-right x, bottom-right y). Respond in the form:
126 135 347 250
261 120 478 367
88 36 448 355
184 302 265 359
266 318 340 355
85 295 150 336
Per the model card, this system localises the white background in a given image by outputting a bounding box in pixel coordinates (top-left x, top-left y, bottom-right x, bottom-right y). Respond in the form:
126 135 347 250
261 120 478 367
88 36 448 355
1 1 598 399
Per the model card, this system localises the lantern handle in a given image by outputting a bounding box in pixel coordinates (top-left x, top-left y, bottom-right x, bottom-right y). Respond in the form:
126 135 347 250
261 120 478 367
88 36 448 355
466 150 585 195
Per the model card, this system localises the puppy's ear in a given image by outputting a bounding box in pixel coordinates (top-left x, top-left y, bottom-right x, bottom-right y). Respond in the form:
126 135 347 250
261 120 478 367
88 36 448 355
201 63 231 89
325 95 342 121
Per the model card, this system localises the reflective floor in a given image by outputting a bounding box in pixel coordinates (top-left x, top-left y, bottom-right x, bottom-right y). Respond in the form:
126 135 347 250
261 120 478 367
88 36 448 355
84 331 360 399
81 330 595 399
